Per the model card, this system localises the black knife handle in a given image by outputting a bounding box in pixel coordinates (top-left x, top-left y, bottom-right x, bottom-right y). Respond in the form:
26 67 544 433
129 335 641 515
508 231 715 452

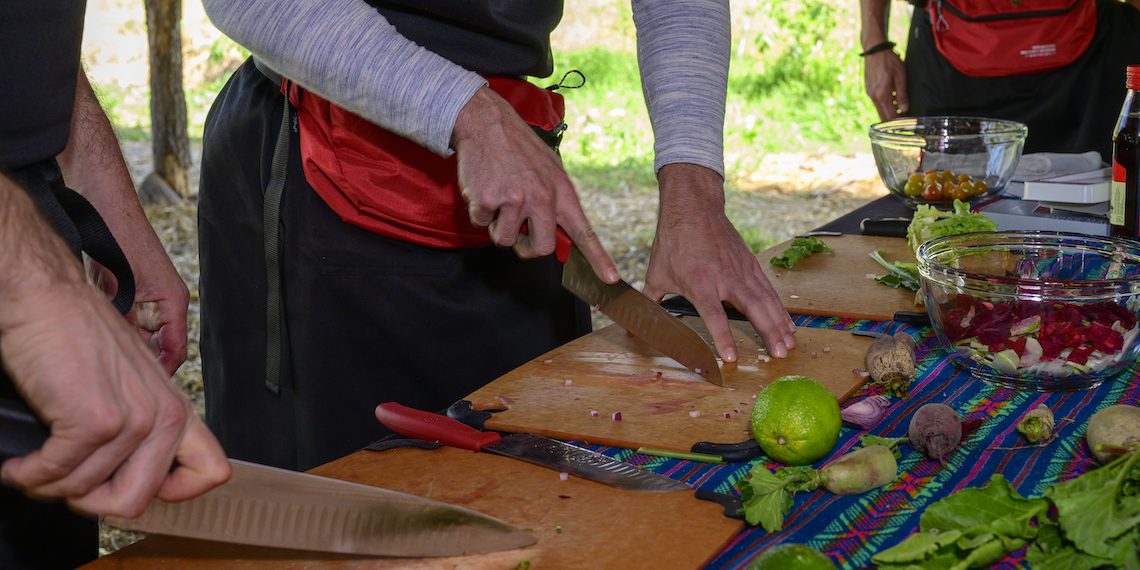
892 311 931 325
694 488 744 520
690 439 762 463
660 296 748 321
0 398 48 461
859 217 911 238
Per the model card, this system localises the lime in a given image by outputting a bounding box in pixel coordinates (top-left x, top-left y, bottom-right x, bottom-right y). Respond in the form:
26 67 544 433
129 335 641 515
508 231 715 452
750 375 841 465
747 544 837 570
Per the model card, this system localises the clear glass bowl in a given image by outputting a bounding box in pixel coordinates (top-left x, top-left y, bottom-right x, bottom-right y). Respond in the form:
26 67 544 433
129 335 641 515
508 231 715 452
870 117 1027 207
917 231 1140 391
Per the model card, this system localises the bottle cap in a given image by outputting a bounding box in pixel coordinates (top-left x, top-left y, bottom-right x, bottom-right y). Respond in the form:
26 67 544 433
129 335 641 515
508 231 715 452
1128 64 1140 90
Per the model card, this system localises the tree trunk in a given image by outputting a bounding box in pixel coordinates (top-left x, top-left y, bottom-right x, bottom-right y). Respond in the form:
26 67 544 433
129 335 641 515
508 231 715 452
143 0 190 203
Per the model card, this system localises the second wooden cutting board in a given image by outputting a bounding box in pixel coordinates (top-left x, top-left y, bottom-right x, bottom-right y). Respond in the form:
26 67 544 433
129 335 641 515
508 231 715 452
760 234 919 322
465 317 873 453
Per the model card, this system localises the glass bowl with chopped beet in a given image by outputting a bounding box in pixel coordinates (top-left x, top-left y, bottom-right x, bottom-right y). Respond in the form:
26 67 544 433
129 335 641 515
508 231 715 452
870 116 1027 207
917 231 1140 391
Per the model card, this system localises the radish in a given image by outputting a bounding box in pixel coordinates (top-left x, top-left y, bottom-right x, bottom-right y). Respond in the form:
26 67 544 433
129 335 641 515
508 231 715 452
1086 404 1140 463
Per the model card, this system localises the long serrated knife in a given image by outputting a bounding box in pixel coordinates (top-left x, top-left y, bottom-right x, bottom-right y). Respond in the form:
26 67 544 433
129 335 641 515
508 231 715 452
544 227 722 385
375 403 690 493
0 398 534 557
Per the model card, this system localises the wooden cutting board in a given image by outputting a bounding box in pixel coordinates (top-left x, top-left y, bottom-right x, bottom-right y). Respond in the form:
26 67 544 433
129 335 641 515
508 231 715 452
84 447 741 569
465 317 872 452
759 234 919 322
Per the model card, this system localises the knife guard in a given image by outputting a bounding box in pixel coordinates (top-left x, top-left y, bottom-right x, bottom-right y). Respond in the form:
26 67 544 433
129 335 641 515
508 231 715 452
0 398 48 461
694 488 744 520
446 399 493 430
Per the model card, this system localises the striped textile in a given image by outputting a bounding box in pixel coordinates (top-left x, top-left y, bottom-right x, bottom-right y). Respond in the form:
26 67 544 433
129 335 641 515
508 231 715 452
577 314 1140 570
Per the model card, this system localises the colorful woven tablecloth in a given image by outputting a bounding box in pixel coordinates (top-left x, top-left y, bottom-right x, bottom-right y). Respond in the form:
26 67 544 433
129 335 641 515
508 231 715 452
579 314 1140 570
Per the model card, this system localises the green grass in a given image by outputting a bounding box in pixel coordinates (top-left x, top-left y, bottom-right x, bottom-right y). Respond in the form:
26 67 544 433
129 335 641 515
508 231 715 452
545 0 880 191
104 1 888 175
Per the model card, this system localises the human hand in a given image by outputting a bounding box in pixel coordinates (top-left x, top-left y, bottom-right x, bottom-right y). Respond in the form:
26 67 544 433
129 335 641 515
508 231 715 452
0 278 228 517
88 254 189 376
863 50 909 120
452 87 620 283
642 164 796 361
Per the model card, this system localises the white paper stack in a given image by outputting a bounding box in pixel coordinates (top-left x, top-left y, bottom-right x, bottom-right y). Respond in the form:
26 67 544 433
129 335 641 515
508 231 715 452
1021 167 1112 205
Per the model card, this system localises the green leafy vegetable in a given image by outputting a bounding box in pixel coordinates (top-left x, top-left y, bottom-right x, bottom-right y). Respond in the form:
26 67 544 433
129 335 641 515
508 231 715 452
869 250 921 292
873 450 1140 569
1045 449 1140 564
737 464 798 532
770 237 833 269
873 475 1049 570
906 199 997 255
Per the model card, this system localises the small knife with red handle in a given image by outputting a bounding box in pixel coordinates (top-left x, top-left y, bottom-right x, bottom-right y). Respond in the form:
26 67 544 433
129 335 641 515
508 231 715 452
376 402 689 493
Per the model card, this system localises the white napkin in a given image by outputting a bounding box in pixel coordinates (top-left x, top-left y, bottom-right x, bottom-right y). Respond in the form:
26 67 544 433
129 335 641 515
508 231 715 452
1012 151 1104 182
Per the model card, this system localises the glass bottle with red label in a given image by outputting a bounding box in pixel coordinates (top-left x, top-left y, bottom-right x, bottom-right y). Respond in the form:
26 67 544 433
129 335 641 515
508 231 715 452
1110 64 1140 239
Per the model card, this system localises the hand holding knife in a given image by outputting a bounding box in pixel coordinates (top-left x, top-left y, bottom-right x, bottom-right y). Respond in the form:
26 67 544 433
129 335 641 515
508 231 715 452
1 397 534 556
529 224 723 384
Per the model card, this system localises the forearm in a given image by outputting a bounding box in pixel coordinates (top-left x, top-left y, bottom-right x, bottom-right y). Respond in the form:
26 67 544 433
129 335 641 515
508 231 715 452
203 0 485 155
0 174 86 328
56 72 164 277
860 0 892 49
633 0 729 178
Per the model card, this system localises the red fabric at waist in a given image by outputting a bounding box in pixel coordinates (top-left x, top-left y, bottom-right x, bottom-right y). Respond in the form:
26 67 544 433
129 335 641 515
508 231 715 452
286 77 565 249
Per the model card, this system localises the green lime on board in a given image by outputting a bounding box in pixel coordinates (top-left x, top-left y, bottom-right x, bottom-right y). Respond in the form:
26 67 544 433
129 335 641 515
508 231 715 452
750 375 841 465
747 543 837 570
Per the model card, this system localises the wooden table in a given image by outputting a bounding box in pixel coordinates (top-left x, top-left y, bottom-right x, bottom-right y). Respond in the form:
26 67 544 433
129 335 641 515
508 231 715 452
86 446 741 569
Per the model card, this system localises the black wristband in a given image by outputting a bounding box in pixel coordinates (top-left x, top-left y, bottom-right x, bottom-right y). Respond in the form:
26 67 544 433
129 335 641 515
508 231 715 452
860 41 896 57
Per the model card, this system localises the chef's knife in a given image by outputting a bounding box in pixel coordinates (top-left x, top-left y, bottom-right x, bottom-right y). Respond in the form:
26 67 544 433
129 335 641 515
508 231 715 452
0 398 535 557
376 403 690 493
541 227 722 385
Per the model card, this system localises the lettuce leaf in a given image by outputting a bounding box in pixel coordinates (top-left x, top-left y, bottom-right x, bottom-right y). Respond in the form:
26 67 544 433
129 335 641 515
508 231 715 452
770 237 833 269
907 199 997 255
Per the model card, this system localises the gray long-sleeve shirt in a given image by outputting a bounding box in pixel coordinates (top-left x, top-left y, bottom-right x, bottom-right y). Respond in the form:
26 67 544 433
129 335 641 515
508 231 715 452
203 0 729 176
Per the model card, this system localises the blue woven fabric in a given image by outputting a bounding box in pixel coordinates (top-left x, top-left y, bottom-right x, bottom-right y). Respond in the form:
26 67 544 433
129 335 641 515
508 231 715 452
577 314 1140 569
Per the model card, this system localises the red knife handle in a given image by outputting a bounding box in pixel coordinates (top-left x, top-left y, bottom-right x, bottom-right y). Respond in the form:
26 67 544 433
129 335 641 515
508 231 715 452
375 402 502 452
519 222 572 264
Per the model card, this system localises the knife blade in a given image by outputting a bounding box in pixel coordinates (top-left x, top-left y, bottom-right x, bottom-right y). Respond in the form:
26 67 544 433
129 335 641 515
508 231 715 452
0 398 534 557
543 227 722 385
376 403 690 493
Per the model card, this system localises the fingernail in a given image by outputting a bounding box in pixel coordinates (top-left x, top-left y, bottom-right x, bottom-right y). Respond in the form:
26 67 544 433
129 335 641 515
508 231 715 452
721 347 737 363
771 342 787 358
606 270 621 284
784 335 796 350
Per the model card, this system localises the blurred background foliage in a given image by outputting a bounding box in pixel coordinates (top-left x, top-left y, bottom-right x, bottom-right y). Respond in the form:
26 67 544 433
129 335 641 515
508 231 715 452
83 0 911 191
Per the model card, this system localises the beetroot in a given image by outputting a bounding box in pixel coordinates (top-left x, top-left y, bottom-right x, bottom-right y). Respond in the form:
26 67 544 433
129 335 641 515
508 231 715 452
908 404 963 460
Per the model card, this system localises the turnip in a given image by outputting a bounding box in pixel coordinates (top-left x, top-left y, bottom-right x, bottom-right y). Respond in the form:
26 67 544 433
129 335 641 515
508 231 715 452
1015 404 1055 444
1085 404 1140 463
816 445 898 495
908 403 962 460
864 333 916 398
737 445 898 532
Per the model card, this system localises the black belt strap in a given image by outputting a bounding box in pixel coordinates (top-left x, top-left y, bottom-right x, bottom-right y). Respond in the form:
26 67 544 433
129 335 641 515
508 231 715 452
8 162 135 315
257 58 291 395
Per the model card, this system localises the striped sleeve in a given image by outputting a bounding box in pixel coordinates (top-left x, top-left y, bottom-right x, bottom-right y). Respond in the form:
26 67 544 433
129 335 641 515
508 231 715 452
202 0 485 156
632 0 730 177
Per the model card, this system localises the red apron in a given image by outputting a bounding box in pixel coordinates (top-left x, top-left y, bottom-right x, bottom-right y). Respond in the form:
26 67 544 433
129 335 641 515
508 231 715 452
286 77 565 249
